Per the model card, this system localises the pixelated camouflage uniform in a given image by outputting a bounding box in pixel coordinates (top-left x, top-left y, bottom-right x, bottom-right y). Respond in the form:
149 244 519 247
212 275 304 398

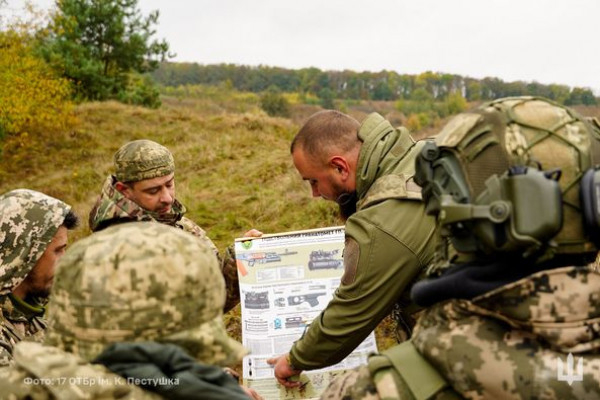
323 266 600 399
321 98 600 399
0 189 71 367
289 113 438 371
0 222 249 398
88 139 240 313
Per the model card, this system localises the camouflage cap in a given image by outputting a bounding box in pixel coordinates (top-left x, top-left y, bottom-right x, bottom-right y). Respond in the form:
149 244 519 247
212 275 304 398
113 140 175 182
45 222 247 367
0 189 71 295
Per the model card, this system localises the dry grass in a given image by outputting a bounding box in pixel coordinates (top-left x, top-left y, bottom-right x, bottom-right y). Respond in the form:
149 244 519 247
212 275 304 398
5 94 597 371
0 96 400 366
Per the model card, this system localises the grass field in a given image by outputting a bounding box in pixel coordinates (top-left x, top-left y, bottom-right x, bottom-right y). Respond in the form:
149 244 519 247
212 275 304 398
2 91 599 371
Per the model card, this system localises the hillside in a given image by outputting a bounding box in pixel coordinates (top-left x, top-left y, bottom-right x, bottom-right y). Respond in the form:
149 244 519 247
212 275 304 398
2 94 600 368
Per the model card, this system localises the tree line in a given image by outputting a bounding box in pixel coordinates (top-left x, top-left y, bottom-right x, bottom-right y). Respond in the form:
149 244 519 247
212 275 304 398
1 0 597 148
151 63 598 106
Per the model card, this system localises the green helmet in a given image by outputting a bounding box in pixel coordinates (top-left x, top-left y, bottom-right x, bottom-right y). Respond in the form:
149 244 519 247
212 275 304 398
45 222 247 366
415 96 600 265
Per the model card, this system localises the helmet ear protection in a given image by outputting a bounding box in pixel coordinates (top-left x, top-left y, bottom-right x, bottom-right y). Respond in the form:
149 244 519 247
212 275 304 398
416 142 566 257
416 97 600 265
580 166 600 247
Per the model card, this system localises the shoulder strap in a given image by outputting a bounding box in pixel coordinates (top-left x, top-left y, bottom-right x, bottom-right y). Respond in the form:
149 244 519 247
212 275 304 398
375 341 449 400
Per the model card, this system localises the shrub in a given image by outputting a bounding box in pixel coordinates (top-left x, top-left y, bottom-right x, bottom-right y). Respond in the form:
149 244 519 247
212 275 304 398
0 30 75 138
260 88 290 117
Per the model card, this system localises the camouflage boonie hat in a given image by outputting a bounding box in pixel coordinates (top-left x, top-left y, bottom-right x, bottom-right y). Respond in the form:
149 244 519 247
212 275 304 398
0 189 70 295
45 222 247 366
113 139 175 182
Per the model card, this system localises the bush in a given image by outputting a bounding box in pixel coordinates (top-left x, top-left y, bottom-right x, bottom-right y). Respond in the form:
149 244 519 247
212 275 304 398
260 89 290 117
117 73 162 109
0 30 75 139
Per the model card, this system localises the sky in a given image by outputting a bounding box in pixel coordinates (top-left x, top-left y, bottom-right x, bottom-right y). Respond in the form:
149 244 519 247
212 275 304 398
3 0 599 94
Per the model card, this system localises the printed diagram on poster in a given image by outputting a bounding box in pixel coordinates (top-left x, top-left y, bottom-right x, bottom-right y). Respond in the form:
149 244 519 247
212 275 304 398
234 226 378 400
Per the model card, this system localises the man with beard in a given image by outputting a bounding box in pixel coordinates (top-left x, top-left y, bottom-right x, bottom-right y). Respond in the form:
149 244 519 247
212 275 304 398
89 139 258 313
268 110 438 387
0 189 79 366
320 97 600 399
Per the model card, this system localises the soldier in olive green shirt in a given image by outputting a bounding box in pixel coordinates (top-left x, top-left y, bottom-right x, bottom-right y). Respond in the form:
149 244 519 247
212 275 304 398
268 110 438 387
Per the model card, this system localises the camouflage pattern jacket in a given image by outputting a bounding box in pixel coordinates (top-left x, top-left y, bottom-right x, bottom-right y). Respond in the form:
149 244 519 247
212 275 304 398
0 190 71 367
290 113 438 370
0 342 161 399
410 265 600 399
88 176 240 312
322 266 600 400
0 295 46 368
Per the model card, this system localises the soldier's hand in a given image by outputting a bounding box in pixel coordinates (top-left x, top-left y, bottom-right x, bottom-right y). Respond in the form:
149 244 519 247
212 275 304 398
266 353 302 388
243 228 263 238
241 385 264 400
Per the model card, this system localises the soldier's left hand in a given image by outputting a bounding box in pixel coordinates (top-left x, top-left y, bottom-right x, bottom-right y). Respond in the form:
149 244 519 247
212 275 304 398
266 353 302 388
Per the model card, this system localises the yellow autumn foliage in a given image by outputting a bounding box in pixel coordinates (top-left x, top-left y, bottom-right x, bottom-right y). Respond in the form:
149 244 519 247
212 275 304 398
0 30 76 139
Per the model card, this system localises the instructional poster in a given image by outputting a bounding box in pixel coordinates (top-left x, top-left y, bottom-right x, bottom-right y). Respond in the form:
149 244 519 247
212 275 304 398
234 226 378 400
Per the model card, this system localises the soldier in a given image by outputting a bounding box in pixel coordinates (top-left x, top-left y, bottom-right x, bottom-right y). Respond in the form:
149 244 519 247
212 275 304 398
321 96 600 399
0 222 261 399
268 110 439 387
88 139 258 313
0 189 79 366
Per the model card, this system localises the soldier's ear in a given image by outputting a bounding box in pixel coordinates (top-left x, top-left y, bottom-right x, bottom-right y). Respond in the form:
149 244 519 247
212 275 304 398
330 156 349 179
115 182 135 200
114 181 128 193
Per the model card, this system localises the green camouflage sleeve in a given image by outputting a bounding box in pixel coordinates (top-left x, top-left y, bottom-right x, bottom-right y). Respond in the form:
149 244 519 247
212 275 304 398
221 245 240 314
178 218 240 313
321 366 382 400
321 362 461 400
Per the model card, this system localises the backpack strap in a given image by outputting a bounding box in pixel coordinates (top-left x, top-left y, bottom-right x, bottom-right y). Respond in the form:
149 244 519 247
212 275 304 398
369 340 449 400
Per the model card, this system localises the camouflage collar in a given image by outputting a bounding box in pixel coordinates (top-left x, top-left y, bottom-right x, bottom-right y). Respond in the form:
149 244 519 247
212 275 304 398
2 294 44 321
356 114 416 196
88 176 186 231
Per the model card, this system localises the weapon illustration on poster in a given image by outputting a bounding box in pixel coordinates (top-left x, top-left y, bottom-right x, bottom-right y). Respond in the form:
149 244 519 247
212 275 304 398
308 249 343 270
287 292 326 307
234 226 378 400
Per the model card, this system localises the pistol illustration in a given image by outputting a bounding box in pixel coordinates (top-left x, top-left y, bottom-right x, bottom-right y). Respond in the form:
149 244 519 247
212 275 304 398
287 292 326 307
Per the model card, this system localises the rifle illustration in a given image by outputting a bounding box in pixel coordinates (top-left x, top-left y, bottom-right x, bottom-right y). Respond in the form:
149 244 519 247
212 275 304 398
308 249 343 270
287 292 326 307
237 249 298 267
